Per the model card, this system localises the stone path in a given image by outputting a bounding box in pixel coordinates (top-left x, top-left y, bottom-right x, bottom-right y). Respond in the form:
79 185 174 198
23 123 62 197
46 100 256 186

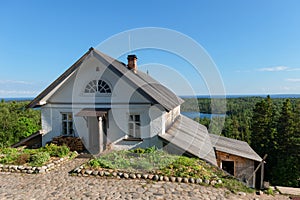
0 158 289 200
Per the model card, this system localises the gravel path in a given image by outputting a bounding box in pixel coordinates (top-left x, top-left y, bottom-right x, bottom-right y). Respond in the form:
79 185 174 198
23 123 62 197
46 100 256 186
0 158 289 200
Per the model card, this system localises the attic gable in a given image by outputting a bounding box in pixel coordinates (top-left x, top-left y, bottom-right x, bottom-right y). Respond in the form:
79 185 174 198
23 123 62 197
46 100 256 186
27 48 184 111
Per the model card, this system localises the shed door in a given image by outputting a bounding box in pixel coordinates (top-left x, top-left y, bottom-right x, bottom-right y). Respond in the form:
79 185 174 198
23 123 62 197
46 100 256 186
222 160 234 176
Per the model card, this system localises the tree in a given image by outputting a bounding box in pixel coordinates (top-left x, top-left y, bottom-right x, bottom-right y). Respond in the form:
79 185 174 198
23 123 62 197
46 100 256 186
250 95 278 182
273 99 300 186
0 101 41 147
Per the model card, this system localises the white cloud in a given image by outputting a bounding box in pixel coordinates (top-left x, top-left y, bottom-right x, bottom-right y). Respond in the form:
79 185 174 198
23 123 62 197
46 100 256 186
257 66 300 72
285 78 300 82
0 80 33 85
258 66 289 72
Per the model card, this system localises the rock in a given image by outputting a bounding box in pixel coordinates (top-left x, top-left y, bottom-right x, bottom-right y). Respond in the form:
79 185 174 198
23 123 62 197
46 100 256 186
148 174 154 180
142 174 148 179
256 190 263 195
237 192 246 196
85 170 92 175
92 171 99 176
27 170 34 174
170 177 176 182
117 172 123 177
217 179 222 184
104 171 110 176
136 174 141 179
159 176 164 181
189 178 195 184
210 180 217 185
153 175 159 181
129 174 136 179
196 178 202 184
112 172 117 177
183 178 189 183
39 169 46 174
99 171 104 176
123 173 129 179
204 179 210 184
176 177 182 183
163 176 169 182
18 166 24 170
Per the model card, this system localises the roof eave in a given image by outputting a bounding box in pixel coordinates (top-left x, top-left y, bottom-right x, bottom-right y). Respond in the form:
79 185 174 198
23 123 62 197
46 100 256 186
26 48 94 109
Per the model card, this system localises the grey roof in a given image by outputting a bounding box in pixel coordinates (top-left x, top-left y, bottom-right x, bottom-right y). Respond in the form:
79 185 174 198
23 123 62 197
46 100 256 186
209 133 263 162
92 50 184 111
159 115 217 166
27 48 184 111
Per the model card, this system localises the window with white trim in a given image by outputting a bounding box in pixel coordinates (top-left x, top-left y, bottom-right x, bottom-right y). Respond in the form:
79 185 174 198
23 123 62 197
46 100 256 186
84 80 111 94
62 113 74 136
128 114 141 138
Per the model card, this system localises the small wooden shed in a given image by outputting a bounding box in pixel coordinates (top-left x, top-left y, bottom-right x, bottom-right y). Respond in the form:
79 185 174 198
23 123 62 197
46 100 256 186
209 134 263 188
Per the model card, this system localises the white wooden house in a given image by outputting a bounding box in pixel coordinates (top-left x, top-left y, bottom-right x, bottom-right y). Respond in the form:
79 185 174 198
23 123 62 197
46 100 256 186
27 48 263 187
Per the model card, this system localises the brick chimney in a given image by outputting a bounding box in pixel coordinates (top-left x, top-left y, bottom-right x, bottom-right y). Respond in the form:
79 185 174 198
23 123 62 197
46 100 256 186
127 55 137 73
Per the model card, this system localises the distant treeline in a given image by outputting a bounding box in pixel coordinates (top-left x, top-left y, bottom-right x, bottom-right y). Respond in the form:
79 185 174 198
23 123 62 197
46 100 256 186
182 96 300 187
0 100 41 148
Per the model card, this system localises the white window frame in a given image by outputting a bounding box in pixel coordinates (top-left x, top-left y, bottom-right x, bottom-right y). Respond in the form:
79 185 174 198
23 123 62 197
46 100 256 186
62 113 74 136
128 114 141 138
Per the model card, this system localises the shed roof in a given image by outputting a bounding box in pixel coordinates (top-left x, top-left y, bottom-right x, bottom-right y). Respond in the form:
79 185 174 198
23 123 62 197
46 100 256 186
27 48 184 111
209 133 262 162
159 115 217 166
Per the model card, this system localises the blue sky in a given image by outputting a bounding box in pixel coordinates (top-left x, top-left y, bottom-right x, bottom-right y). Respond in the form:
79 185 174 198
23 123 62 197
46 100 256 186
0 0 300 97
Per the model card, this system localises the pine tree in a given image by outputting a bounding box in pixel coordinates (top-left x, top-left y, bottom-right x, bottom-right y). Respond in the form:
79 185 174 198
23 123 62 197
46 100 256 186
250 95 278 182
273 99 300 186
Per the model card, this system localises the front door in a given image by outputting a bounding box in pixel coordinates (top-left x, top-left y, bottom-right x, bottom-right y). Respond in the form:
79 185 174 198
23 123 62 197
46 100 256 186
88 115 107 154
88 117 100 154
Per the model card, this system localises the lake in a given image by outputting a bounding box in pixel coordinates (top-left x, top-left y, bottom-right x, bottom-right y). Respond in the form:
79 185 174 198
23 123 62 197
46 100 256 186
181 111 226 119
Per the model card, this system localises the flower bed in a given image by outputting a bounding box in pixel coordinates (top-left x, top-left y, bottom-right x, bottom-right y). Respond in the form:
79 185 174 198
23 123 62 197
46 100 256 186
0 144 77 174
70 147 254 193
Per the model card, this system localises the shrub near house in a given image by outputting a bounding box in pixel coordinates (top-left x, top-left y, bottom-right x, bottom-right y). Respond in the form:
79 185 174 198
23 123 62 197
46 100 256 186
0 144 72 167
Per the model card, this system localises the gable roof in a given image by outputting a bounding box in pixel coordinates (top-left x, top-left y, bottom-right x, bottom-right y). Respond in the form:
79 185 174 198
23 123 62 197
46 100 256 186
159 115 217 166
209 133 262 162
27 48 184 111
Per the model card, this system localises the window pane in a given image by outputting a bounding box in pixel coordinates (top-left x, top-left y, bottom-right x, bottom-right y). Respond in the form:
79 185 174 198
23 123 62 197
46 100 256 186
68 114 72 120
129 115 134 121
62 122 67 135
68 122 73 135
135 115 140 122
62 114 67 120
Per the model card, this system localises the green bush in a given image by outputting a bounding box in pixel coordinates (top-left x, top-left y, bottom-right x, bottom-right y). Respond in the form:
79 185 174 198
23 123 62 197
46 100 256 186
29 152 50 166
0 148 19 164
43 144 70 158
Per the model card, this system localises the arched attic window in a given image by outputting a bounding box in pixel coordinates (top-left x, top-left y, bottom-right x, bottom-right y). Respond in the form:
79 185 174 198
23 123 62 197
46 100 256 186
84 80 111 94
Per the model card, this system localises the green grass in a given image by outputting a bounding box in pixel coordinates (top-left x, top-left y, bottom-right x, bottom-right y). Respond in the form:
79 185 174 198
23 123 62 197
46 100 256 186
87 147 254 193
0 144 72 166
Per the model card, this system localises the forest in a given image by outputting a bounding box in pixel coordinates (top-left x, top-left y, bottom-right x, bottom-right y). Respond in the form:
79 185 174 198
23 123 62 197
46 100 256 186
0 97 299 187
182 96 300 187
0 100 41 148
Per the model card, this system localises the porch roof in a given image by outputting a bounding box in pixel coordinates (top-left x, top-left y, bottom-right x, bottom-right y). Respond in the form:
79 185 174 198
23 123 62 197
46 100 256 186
75 108 109 117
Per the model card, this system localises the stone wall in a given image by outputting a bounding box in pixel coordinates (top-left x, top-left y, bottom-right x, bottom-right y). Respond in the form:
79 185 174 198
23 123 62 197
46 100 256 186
0 156 70 174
